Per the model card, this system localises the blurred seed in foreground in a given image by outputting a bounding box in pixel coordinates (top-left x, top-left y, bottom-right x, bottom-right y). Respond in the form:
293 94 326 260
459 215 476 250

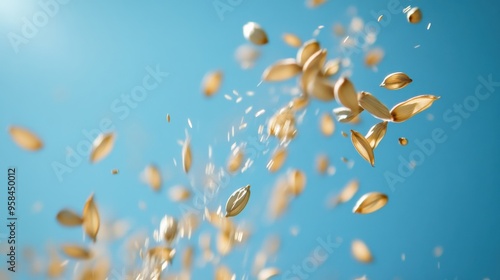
8 126 43 151
353 192 388 214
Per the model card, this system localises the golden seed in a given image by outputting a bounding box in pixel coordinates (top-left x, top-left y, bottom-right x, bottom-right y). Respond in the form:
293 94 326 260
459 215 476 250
365 121 388 149
267 148 287 173
323 59 341 76
111 169 119 175
359 92 392 121
147 246 176 263
61 244 92 260
169 185 191 202
319 113 335 136
243 22 269 45
56 209 83 227
143 164 162 191
225 185 251 217
82 194 100 242
227 146 245 173
334 77 360 113
330 179 359 207
353 192 388 214
8 126 43 151
160 215 178 244
380 72 413 90
288 169 306 196
316 154 329 174
364 48 384 67
262 59 302 82
399 137 408 146
296 40 320 66
350 130 375 167
407 7 423 24
351 240 373 263
90 132 115 163
182 138 192 173
390 95 440 122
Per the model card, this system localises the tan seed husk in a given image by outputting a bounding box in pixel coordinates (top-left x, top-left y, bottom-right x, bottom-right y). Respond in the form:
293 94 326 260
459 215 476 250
350 130 375 166
307 76 335 101
319 113 335 136
399 137 408 146
323 59 341 76
56 209 83 227
330 179 359 206
83 194 100 242
160 215 178 244
182 246 194 270
365 121 388 149
334 78 360 113
61 244 92 260
353 192 388 214
289 95 309 111
267 107 297 140
111 169 119 175
407 7 423 24
169 185 191 202
216 232 233 256
365 48 384 67
90 133 115 163
225 185 251 217
316 154 329 174
359 92 392 120
182 138 192 173
262 59 301 82
215 265 234 280
380 72 413 90
47 258 65 278
282 33 302 47
296 40 320 66
144 164 162 191
351 240 373 263
267 148 287 173
390 95 440 122
243 22 269 45
202 70 223 97
258 267 280 280
333 107 363 123
227 146 245 173
8 126 43 151
288 169 306 196
147 247 176 263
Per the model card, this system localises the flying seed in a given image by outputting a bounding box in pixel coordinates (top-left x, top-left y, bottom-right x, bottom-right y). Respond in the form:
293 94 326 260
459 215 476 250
288 169 306 196
56 209 83 227
61 244 92 260
399 137 408 146
365 121 388 149
267 148 287 173
202 70 223 97
8 126 43 151
182 138 192 173
262 59 302 82
160 215 178 244
359 92 392 120
282 33 302 47
169 185 191 202
243 22 269 45
351 240 373 263
90 132 115 163
390 95 440 122
319 113 335 136
82 194 100 242
225 185 251 217
353 192 388 214
407 7 423 24
143 164 162 191
350 130 375 166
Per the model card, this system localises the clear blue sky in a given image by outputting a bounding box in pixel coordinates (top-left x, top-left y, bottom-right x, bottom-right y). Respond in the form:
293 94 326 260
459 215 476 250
1 0 500 279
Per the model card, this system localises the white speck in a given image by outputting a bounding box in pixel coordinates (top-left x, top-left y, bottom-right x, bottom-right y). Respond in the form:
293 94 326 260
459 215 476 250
403 5 412 13
343 36 350 43
188 118 192 128
224 94 232 100
236 97 243 103
231 126 235 137
427 23 432 30
232 90 239 96
246 91 255 96
258 125 264 135
208 145 212 159
401 253 406 261
173 158 177 166
414 44 421 48
239 123 247 130
257 80 263 87
255 109 265 117
327 166 336 175
138 200 147 210
245 106 253 114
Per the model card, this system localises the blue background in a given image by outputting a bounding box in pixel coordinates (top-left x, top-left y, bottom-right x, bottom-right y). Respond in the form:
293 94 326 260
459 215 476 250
1 0 499 279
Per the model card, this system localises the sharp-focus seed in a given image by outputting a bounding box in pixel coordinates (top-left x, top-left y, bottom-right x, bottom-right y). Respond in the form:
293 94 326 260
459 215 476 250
227 146 245 173
225 185 251 217
399 137 408 146
390 95 440 122
365 121 388 149
351 240 373 263
182 138 192 173
143 164 162 191
90 133 115 163
267 148 287 173
235 44 261 69
334 78 360 113
350 130 375 166
82 194 100 242
407 7 423 24
61 244 92 260
319 113 335 136
365 48 384 67
288 169 306 196
160 215 178 244
262 59 302 82
296 40 320 66
56 209 83 227
258 267 280 280
282 33 302 47
243 22 269 45
323 59 341 76
359 92 392 120
353 192 388 214
169 185 191 202
380 72 413 90
8 126 43 151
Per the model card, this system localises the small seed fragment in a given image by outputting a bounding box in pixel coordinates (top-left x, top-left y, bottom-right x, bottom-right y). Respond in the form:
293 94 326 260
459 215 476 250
334 78 360 113
365 48 384 67
359 92 392 120
61 244 92 260
143 164 162 191
202 70 223 97
365 121 388 149
316 154 329 174
182 138 192 173
267 148 287 173
227 146 245 173
225 185 251 217
399 137 408 146
407 7 423 24
243 22 269 45
90 133 115 163
111 169 119 175
350 130 375 166
380 72 413 90
282 33 302 47
160 215 178 244
330 179 359 207
319 113 335 136
351 240 373 263
8 126 43 151
353 192 388 214
288 169 306 196
56 209 83 227
169 185 191 202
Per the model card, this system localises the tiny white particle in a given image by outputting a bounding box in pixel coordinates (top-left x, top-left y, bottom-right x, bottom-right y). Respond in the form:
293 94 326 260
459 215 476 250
236 97 243 103
427 23 432 30
208 145 212 159
232 90 239 96
239 123 247 130
245 106 253 114
188 118 192 128
414 44 421 48
403 5 411 13
224 94 232 100
343 36 350 43
255 109 265 117
246 91 255 96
